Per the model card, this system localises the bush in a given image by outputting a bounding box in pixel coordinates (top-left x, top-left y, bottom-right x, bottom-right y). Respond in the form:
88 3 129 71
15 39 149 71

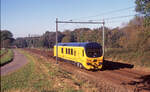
0 49 14 66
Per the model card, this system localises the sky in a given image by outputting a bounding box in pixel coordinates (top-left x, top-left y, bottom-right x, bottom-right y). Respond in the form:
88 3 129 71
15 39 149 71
1 0 136 38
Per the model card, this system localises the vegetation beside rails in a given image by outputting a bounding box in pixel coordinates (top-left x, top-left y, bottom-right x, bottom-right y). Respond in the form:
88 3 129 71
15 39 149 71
1 49 83 92
35 47 53 51
0 49 7 56
0 49 14 66
105 48 150 68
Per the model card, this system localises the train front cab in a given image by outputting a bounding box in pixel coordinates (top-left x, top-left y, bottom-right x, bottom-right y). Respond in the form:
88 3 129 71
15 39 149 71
82 47 103 70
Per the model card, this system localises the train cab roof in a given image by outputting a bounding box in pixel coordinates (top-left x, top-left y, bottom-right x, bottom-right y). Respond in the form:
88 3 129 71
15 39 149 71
56 42 102 48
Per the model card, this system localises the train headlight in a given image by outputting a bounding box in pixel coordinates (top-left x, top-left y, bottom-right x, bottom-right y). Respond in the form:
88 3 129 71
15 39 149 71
99 62 102 65
87 63 91 65
93 59 97 62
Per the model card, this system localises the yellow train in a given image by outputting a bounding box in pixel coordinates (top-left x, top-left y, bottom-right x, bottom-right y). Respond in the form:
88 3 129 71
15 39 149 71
54 42 103 70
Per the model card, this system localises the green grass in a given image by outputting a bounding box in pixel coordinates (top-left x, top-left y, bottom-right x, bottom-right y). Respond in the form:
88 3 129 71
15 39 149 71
0 49 14 66
1 59 35 91
1 50 55 92
0 49 7 55
1 50 83 92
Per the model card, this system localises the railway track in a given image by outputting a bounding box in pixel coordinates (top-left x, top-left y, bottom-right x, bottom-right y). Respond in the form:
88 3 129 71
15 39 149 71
24 48 150 92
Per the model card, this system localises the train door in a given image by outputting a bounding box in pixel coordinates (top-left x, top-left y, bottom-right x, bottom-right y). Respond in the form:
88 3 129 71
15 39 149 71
77 48 85 68
78 48 84 63
76 48 80 62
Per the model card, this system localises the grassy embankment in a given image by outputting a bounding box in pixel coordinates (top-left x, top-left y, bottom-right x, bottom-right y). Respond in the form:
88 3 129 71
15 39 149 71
1 49 129 92
0 49 7 55
1 49 83 92
105 48 150 68
0 49 14 66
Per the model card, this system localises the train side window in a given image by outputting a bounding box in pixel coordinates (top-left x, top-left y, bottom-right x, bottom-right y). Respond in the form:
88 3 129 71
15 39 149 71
61 48 63 54
66 48 67 54
82 50 84 56
68 48 70 54
74 50 76 56
71 49 73 55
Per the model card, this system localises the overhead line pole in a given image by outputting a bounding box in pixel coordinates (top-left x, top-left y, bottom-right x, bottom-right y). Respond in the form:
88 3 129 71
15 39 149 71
55 19 105 64
102 20 105 56
56 18 58 64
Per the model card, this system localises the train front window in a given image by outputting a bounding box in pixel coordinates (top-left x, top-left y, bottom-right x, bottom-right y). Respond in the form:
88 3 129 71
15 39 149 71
86 48 102 57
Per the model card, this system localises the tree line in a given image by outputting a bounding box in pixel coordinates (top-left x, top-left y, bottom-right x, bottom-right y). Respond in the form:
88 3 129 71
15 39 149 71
1 0 149 53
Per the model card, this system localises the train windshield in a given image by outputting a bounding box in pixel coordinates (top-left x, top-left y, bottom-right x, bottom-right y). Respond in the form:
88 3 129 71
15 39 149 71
86 48 102 58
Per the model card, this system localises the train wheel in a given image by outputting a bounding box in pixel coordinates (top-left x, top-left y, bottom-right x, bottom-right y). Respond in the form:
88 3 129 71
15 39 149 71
73 62 76 65
76 62 79 67
79 63 83 69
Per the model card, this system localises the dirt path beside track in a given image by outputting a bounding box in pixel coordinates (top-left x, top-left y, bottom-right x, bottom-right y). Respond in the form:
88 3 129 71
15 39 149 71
1 49 28 76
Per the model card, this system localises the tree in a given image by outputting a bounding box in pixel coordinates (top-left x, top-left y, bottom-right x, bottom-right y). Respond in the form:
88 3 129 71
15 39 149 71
1 30 13 40
62 31 77 43
0 30 14 48
14 38 27 48
135 0 150 52
135 0 150 26
41 31 64 48
135 0 150 16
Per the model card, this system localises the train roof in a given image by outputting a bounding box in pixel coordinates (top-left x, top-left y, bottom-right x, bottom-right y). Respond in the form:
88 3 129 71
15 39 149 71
56 42 102 48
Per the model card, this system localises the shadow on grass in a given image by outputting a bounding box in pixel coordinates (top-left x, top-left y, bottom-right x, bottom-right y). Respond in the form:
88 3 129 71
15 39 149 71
123 75 150 92
0 58 14 67
102 60 134 71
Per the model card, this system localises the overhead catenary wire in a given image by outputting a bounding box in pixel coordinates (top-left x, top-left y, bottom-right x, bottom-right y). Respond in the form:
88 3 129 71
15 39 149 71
90 14 137 21
71 6 135 20
106 20 131 24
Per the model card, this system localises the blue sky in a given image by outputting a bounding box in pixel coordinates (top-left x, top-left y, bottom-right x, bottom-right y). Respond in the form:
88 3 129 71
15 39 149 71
1 0 136 38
